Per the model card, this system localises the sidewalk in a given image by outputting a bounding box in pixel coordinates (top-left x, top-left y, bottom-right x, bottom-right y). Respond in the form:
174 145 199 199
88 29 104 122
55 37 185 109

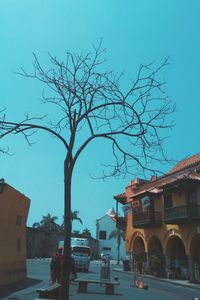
112 264 200 292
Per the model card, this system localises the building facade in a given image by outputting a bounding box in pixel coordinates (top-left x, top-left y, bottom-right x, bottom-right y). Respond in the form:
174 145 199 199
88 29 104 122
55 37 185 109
0 179 30 285
114 153 200 282
96 213 126 260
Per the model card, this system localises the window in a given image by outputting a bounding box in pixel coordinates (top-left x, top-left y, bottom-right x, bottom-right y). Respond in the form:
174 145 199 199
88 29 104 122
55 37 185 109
16 215 22 226
103 247 111 251
187 189 197 205
99 230 107 240
72 246 90 256
164 194 173 209
17 238 21 252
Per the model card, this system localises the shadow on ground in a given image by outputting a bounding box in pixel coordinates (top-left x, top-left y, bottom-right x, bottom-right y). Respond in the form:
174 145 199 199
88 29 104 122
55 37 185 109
0 277 42 299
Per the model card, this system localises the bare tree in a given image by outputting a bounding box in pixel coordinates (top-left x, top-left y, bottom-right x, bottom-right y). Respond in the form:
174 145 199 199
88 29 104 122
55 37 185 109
0 43 174 300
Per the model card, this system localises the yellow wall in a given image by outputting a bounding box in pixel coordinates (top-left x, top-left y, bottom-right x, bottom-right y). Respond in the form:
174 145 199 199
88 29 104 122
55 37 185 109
0 184 30 285
126 182 200 258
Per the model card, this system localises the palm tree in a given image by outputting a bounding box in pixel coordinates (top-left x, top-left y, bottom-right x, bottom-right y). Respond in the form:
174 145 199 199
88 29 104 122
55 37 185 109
109 229 125 264
70 210 83 225
61 210 83 232
39 213 60 231
32 222 41 229
82 227 91 237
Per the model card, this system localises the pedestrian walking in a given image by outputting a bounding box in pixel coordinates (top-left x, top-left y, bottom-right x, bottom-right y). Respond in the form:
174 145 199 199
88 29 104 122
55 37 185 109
105 254 110 267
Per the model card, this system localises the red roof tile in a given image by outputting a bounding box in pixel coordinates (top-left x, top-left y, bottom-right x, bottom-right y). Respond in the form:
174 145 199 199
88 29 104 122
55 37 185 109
113 153 200 202
113 192 127 204
168 153 200 174
113 192 126 200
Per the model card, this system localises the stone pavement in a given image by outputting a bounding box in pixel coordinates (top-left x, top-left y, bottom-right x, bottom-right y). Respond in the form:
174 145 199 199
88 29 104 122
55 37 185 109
1 260 200 299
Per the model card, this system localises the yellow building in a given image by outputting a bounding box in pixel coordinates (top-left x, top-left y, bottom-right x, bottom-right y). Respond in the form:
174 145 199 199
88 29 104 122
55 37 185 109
0 179 30 285
114 153 200 283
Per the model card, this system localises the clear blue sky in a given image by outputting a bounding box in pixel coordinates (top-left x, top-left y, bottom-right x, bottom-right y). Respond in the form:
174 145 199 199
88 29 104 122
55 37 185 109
0 0 200 236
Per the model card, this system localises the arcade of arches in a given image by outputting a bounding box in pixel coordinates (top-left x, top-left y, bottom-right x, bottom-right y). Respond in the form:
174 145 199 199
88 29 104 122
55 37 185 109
129 232 200 282
114 155 200 284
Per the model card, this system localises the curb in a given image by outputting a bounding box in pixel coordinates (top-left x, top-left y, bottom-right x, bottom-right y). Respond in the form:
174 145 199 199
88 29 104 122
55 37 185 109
112 268 200 292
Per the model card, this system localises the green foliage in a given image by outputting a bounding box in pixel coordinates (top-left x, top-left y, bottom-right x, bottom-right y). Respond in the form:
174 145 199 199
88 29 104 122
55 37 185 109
70 210 83 225
32 213 61 232
82 227 91 237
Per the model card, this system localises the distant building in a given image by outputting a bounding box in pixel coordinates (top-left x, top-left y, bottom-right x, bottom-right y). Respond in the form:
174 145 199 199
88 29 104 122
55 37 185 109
96 213 126 260
0 179 30 285
27 230 98 259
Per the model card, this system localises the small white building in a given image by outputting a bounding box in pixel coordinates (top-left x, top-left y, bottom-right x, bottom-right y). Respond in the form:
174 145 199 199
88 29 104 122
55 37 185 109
96 213 126 260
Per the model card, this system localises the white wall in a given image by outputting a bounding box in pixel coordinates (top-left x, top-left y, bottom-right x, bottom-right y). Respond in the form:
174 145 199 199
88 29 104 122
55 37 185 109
96 214 126 260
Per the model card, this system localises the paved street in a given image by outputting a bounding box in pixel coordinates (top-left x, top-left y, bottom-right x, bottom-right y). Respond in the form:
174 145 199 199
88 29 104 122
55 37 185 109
0 259 199 300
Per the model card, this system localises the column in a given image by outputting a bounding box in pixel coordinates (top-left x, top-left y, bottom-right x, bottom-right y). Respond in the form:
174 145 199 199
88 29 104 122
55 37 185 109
188 255 195 283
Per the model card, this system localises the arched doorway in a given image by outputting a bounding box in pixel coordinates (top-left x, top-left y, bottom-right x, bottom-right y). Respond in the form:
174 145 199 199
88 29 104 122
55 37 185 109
148 236 165 276
166 235 187 279
190 234 200 282
132 236 145 273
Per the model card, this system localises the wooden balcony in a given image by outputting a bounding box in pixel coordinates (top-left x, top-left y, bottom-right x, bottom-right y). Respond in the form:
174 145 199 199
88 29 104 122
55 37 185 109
133 211 162 228
164 205 200 224
116 217 126 231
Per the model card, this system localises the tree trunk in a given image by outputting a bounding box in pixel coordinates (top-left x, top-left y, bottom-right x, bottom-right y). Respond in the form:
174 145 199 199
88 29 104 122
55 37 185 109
59 158 73 300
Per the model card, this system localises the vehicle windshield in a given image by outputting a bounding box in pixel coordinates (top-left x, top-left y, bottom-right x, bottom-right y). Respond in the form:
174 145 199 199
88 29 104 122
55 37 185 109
72 246 90 256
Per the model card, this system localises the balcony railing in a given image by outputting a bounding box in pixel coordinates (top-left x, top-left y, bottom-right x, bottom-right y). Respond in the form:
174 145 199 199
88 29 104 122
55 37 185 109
164 205 200 224
116 217 126 231
133 211 162 228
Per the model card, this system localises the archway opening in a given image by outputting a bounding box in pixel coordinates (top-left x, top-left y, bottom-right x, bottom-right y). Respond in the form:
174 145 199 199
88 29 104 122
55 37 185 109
132 236 145 273
166 235 187 279
148 236 165 276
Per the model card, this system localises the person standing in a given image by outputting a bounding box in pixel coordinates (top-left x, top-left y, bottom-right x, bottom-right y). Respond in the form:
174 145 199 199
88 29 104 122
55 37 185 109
70 255 77 281
50 247 63 283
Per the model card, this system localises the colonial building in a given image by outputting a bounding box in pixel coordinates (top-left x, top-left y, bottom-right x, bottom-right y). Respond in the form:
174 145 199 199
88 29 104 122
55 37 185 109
0 179 30 285
96 213 126 260
114 153 200 282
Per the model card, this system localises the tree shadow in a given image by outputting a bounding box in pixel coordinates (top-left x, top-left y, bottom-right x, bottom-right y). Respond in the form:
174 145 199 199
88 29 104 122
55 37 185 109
0 277 42 299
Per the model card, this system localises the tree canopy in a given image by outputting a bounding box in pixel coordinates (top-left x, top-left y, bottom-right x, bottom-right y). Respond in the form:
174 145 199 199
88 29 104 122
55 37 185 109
32 213 59 231
0 43 175 300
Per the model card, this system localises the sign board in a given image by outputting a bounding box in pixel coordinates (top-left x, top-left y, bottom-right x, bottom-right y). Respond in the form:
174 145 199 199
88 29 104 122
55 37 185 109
132 200 140 208
140 195 150 208
122 203 132 216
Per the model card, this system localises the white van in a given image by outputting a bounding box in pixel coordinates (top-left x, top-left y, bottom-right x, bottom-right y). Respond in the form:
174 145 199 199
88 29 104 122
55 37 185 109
59 238 90 272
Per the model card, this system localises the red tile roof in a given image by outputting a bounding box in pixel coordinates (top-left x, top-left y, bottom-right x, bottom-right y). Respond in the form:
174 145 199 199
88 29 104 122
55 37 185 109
113 192 127 204
128 154 200 197
168 153 200 174
113 192 126 199
113 153 200 202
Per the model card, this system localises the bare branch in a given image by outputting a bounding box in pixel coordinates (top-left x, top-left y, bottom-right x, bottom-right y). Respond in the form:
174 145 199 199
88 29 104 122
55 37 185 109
1 44 175 178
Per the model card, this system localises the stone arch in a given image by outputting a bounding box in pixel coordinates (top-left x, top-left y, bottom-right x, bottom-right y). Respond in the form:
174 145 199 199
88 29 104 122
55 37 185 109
148 235 163 255
131 234 146 273
132 235 145 254
148 236 165 276
130 231 147 252
165 235 187 279
166 235 187 258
